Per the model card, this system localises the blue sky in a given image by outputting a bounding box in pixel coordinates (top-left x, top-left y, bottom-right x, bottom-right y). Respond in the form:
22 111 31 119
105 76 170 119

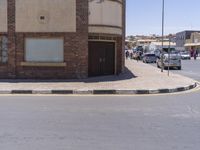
126 0 200 36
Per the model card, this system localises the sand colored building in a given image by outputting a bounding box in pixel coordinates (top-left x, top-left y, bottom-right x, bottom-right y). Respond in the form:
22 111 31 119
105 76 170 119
0 0 125 79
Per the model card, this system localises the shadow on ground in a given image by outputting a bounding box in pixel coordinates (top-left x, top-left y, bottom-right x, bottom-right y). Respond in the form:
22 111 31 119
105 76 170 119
0 67 137 83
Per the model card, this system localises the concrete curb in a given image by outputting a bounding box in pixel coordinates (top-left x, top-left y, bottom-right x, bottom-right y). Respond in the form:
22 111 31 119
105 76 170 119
0 82 198 95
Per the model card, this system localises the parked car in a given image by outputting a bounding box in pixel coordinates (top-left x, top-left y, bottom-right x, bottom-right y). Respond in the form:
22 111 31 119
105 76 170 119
180 51 191 60
142 53 157 63
157 53 182 70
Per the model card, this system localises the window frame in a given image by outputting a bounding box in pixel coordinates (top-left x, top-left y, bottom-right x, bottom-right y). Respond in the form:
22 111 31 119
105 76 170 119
0 35 8 64
24 37 65 63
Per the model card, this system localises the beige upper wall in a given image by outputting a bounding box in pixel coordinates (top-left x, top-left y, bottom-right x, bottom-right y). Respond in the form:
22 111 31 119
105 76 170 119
16 0 76 32
89 0 122 27
0 0 7 32
89 26 122 35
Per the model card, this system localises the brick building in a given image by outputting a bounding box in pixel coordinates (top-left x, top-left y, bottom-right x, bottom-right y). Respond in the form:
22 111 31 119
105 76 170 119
0 0 125 79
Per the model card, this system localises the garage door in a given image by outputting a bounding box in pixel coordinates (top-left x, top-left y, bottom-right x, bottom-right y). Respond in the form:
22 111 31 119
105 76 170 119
89 41 115 77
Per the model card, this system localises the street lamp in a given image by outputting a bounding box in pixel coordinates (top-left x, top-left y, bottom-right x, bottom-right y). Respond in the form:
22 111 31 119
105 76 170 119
168 34 172 76
161 0 165 72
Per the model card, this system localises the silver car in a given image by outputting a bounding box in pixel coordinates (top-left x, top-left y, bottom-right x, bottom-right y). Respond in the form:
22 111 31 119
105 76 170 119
157 54 182 70
142 53 157 63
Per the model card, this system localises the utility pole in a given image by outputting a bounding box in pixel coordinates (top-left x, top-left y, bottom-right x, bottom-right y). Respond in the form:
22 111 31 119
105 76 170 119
168 34 171 76
161 0 165 72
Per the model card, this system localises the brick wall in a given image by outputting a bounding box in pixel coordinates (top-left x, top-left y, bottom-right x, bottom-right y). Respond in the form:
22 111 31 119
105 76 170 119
5 0 89 79
122 0 126 72
7 0 16 78
0 0 124 79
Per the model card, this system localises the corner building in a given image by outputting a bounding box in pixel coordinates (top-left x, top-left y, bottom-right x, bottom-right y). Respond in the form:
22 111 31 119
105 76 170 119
0 0 125 79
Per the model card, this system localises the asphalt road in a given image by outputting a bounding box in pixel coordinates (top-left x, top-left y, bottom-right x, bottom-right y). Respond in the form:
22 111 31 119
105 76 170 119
172 59 200 81
0 59 200 150
0 93 200 150
151 59 200 81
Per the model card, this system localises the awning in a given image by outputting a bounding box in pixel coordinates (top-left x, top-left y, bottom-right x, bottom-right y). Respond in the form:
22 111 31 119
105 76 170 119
184 43 200 47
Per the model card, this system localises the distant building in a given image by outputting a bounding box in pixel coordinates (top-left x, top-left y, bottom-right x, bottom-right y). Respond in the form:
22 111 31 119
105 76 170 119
184 32 200 53
149 41 176 52
125 40 136 50
136 39 157 46
176 30 200 51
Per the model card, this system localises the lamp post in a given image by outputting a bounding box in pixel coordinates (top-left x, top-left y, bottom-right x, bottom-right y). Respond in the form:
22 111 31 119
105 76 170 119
168 34 171 76
161 0 165 72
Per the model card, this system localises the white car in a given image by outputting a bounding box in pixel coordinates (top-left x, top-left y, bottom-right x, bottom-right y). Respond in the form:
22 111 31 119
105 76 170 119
180 51 191 60
157 54 182 70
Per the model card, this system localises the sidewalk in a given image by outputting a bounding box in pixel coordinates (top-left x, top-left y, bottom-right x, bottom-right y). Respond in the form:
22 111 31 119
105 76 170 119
0 60 197 94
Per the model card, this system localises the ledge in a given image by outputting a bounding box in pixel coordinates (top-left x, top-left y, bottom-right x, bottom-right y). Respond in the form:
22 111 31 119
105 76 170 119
20 62 66 67
89 26 122 35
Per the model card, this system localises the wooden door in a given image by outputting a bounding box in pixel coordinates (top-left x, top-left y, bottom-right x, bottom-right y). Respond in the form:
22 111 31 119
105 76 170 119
89 41 115 77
